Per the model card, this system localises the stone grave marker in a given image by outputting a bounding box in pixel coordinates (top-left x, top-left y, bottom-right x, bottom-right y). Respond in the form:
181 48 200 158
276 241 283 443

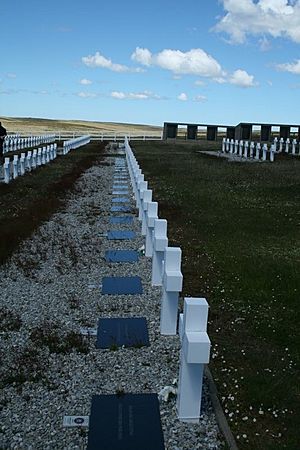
96 317 149 348
105 250 138 263
107 231 135 240
110 216 133 224
111 205 133 213
102 276 143 295
87 394 165 450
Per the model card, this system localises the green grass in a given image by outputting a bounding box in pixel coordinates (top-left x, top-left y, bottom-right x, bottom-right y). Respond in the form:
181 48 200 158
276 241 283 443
0 141 106 264
133 141 300 450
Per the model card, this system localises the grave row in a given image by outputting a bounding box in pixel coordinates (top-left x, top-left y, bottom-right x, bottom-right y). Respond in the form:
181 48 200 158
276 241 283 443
1 135 91 184
62 135 91 154
125 137 211 423
1 144 57 184
65 141 212 449
3 134 56 154
222 136 300 161
222 138 275 162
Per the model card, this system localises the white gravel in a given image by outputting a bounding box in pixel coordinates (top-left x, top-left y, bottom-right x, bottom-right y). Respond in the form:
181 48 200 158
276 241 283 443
0 147 225 449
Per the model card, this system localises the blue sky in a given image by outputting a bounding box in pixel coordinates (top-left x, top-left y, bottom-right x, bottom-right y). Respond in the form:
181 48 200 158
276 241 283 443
1 0 300 126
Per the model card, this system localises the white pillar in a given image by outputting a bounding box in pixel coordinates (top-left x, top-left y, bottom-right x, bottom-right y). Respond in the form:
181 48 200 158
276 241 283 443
239 140 243 157
243 141 249 158
151 219 168 286
262 144 267 161
270 144 275 162
13 155 19 179
250 142 254 158
177 298 211 423
137 180 148 217
42 147 46 165
229 139 234 153
32 149 37 169
279 138 284 152
145 201 158 257
26 151 32 171
274 137 278 152
4 158 10 184
160 247 183 335
225 138 230 152
20 153 26 175
285 138 290 153
255 143 261 160
221 138 225 153
234 139 239 154
292 139 297 155
141 189 152 235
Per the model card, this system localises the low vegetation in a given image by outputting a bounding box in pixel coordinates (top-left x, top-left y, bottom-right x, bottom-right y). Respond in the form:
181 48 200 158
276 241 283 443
133 141 300 450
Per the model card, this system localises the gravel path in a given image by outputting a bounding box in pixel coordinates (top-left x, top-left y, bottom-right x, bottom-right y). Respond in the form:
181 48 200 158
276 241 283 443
0 147 224 449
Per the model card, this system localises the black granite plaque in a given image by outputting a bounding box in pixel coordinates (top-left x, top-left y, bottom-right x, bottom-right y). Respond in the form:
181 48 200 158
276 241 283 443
87 394 165 450
107 231 135 240
109 216 133 224
105 250 138 263
96 317 149 348
112 197 130 203
102 276 143 294
112 190 129 195
111 206 133 213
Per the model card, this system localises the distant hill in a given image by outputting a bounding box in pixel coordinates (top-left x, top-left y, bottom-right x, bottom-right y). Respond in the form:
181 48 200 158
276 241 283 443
0 116 162 135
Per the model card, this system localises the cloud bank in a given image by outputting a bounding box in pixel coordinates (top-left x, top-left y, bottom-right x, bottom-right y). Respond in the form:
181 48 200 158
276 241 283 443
214 0 300 44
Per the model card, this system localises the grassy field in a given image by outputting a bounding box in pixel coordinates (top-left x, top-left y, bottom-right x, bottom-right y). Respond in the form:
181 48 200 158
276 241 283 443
0 141 106 264
133 141 300 450
0 116 162 135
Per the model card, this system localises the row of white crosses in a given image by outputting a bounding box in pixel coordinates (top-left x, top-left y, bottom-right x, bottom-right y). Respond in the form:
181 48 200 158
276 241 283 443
124 137 211 423
222 138 276 162
274 137 300 155
62 135 91 154
2 144 57 184
3 134 56 154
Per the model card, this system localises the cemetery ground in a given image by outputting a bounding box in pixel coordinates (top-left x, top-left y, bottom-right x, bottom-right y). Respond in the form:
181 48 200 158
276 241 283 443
133 141 300 450
0 141 223 449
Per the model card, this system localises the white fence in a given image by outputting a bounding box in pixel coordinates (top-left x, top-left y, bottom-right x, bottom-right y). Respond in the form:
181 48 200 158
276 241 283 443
6 132 163 142
125 138 211 423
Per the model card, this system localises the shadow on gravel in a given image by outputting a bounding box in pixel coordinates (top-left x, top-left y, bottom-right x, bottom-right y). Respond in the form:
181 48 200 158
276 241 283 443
0 141 106 265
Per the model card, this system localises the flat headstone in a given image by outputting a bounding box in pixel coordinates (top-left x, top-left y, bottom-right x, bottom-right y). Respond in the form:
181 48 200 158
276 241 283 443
112 190 129 195
107 230 135 240
105 250 139 263
96 317 149 348
102 276 143 294
87 394 165 450
110 216 133 224
112 197 130 203
111 205 133 213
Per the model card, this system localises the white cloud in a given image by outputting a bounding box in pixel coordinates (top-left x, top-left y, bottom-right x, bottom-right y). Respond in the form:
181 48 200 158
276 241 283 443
111 90 162 100
214 0 300 44
82 51 142 73
131 47 152 66
276 59 300 74
195 79 206 86
194 95 207 102
6 72 17 78
131 47 223 78
80 78 92 85
77 91 97 98
178 92 188 101
228 69 256 87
